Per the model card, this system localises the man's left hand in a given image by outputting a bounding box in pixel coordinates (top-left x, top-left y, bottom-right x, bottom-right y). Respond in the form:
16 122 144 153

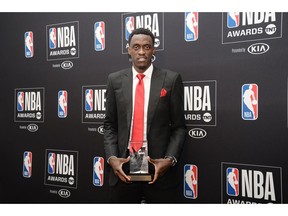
148 157 173 184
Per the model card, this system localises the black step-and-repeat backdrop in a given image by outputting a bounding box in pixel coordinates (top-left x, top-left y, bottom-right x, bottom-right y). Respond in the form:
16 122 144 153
0 12 287 203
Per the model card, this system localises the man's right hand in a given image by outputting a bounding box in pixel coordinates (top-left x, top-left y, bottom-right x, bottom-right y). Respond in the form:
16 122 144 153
109 156 131 183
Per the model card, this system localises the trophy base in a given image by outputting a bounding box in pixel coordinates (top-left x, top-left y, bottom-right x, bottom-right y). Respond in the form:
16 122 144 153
128 174 152 182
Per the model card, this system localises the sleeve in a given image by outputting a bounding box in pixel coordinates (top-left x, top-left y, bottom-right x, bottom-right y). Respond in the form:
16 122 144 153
165 73 187 161
103 74 119 162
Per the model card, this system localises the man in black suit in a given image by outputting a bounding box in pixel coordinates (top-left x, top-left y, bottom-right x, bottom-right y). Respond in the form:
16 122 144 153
104 28 186 203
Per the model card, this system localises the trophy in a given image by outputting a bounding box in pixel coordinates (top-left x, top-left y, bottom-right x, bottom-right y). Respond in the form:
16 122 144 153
128 141 152 181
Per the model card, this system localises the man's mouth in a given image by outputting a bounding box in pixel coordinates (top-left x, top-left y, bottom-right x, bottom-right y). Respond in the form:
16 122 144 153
137 57 147 62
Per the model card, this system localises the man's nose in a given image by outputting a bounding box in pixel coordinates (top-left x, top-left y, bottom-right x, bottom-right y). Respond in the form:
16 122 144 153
138 47 145 55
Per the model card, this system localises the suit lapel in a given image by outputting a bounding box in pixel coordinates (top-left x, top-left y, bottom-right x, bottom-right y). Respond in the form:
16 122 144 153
122 67 166 135
147 68 166 133
122 69 133 130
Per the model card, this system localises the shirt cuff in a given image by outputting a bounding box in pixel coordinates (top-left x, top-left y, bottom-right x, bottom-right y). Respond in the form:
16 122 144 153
164 156 177 166
107 156 117 164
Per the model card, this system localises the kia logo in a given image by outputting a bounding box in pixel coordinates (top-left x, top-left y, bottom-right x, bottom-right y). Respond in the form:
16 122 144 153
58 189 71 198
248 43 269 55
188 128 207 139
27 124 38 132
61 61 73 69
97 125 105 135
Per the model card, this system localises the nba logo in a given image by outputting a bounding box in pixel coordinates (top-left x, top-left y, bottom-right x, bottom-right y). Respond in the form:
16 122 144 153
242 84 258 120
17 91 24 111
125 16 134 41
23 151 32 178
24 31 34 58
227 12 240 28
184 164 198 199
58 90 68 118
185 12 199 41
49 28 57 49
48 153 56 174
85 89 93 111
93 157 104 186
226 167 239 196
95 21 105 51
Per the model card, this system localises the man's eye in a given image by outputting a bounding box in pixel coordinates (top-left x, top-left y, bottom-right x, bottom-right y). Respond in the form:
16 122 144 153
144 45 151 50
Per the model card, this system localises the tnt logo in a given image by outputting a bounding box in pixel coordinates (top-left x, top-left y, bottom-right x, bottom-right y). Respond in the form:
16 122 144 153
49 28 57 49
184 164 198 199
226 167 239 196
93 157 104 186
17 92 24 111
48 153 56 174
185 12 198 41
24 31 34 58
58 90 68 118
242 84 258 120
85 89 93 111
23 151 32 178
125 16 135 41
94 21 105 51
227 12 240 28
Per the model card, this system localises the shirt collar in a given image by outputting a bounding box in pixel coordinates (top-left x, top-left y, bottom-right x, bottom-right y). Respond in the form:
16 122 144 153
132 64 153 79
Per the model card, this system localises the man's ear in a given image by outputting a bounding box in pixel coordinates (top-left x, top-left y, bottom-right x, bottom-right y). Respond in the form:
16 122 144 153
128 54 132 62
127 46 132 55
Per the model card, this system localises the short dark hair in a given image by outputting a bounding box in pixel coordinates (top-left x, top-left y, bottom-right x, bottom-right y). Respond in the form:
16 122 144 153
128 28 155 45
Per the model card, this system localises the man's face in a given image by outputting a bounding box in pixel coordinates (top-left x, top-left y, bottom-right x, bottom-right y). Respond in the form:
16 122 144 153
128 34 155 73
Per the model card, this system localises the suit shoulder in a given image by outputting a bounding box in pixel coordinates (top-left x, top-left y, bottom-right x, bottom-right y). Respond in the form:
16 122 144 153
156 67 181 78
155 67 183 83
108 68 130 80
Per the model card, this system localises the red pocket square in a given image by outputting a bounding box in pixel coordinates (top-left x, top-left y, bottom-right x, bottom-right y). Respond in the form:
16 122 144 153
160 88 167 97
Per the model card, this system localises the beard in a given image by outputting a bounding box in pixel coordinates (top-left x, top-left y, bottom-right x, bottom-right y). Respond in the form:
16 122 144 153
134 60 152 71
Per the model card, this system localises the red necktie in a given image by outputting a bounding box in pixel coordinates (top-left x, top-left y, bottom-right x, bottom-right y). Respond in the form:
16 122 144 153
130 73 145 153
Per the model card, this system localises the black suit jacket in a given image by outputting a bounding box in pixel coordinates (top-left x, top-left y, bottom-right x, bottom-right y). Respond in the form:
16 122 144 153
104 66 187 187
